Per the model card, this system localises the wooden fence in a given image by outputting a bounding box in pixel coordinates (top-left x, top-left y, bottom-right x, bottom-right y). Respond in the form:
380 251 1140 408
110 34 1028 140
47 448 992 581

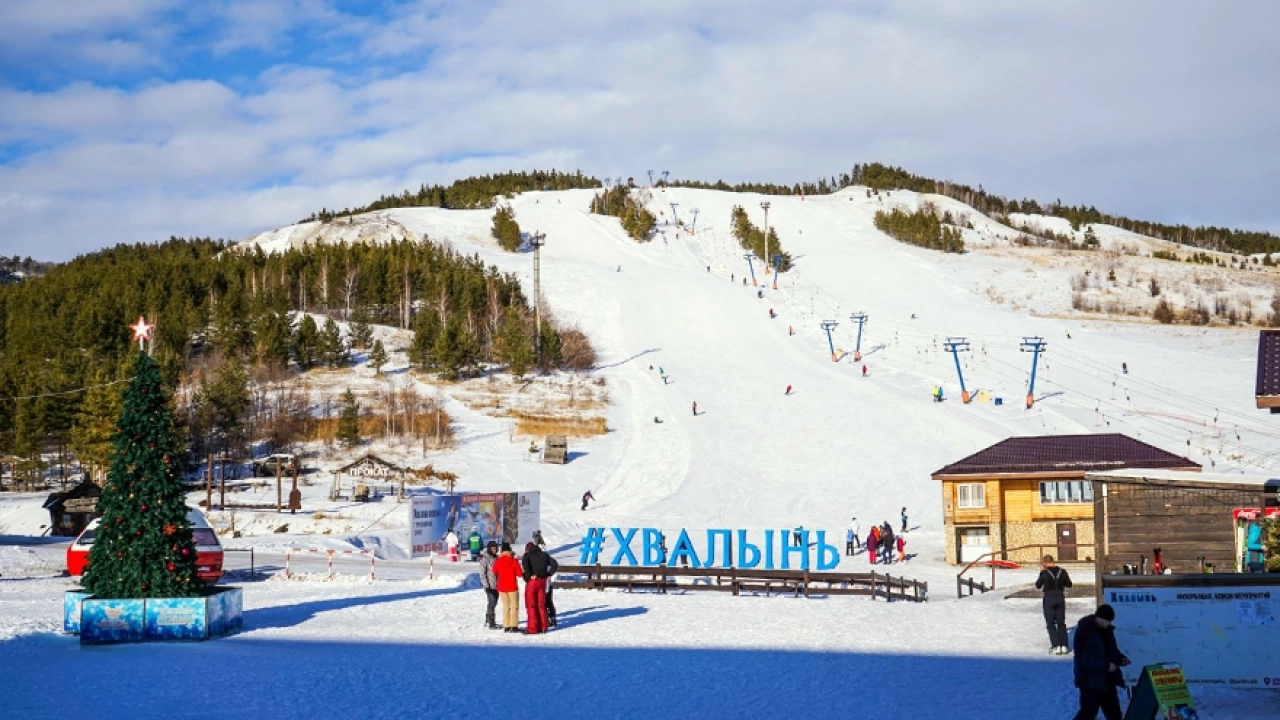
554 564 928 602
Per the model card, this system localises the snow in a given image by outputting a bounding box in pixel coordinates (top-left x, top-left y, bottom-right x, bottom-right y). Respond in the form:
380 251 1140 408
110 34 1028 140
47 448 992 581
3 184 1279 717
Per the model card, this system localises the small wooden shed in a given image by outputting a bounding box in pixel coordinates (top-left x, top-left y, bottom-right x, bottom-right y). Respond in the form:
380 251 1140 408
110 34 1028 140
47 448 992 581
542 435 568 464
43 480 102 537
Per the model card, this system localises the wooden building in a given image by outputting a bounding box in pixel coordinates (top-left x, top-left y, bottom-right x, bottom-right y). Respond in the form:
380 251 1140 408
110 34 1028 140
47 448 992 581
1085 468 1280 577
932 434 1199 565
42 480 102 537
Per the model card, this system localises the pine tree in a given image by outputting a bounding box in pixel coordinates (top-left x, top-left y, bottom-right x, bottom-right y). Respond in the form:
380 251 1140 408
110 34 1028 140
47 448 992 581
69 369 124 483
293 314 319 370
82 352 200 599
349 306 374 350
253 311 292 368
497 308 533 377
337 389 361 448
368 339 389 375
319 317 348 368
537 323 562 373
491 205 523 252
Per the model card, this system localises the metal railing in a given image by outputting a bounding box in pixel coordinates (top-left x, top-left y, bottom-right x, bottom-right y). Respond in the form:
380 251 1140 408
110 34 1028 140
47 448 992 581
955 544 1067 598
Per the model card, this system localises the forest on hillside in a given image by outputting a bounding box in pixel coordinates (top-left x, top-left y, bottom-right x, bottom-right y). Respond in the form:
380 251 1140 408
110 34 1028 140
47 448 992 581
0 237 592 483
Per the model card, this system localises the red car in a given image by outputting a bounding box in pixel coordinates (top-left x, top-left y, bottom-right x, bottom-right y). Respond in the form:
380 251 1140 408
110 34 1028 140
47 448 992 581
67 508 224 584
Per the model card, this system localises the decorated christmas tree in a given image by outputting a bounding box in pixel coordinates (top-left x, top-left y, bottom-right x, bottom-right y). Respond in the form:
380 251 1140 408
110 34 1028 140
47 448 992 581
83 319 200 598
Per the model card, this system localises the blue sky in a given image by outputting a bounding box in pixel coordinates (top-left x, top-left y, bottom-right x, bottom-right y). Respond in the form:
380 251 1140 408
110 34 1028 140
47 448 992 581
1 0 1278 260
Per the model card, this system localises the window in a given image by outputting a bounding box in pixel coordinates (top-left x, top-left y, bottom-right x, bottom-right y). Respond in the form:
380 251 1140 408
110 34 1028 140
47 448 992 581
957 483 986 509
1040 480 1094 505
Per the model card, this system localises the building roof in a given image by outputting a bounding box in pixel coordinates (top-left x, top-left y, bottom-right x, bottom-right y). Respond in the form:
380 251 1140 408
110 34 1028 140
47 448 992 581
932 433 1199 478
1256 330 1280 408
1086 468 1280 494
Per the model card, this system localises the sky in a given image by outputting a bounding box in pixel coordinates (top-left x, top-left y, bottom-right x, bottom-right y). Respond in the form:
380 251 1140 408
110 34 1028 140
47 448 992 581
0 0 1278 261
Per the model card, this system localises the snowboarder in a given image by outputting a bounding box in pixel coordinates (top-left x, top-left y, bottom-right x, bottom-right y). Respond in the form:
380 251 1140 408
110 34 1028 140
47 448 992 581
785 385 793 395
521 542 558 634
479 541 500 629
492 543 523 633
446 529 460 562
896 535 906 563
1072 604 1130 719
581 490 595 511
901 507 908 533
692 401 698 416
1037 555 1074 655
468 529 483 561
861 364 868 377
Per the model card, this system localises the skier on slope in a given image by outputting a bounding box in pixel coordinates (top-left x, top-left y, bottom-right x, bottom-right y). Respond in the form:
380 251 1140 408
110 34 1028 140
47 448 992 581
581 491 595 511
692 401 698 416
861 364 868 377
901 507 909 533
785 385 793 395
769 308 775 319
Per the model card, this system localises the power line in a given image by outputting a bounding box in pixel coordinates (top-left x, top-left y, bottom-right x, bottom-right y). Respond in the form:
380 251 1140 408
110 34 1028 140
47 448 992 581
2 377 134 402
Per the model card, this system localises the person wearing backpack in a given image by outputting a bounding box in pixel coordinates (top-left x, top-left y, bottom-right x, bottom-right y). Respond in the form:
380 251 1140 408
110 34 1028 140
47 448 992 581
1037 554 1074 654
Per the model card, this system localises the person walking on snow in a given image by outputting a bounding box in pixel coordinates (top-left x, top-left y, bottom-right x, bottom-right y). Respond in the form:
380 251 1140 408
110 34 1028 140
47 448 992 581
901 507 909 534
845 527 855 556
788 325 794 336
581 490 595 511
769 308 775 318
896 535 906 563
793 526 804 546
478 541 500 629
1072 604 1129 720
851 518 860 551
866 527 879 565
692 401 698 416
492 543 523 633
1037 555 1074 655
881 523 894 564
468 529 483 561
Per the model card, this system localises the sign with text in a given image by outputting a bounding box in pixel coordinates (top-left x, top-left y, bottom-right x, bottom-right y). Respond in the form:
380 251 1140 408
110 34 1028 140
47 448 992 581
578 527 841 570
408 492 539 558
1105 581 1280 687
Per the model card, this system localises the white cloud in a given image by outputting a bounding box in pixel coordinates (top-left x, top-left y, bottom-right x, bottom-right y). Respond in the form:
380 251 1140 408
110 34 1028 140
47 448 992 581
1 0 1279 259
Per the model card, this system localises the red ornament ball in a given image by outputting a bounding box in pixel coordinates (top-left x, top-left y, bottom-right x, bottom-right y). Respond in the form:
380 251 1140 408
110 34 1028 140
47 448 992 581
182 548 190 556
141 504 148 511
167 563 176 572
135 530 142 536
117 552 123 558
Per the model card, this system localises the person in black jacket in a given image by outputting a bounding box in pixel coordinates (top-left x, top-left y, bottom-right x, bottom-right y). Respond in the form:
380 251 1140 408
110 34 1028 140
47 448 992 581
520 542 559 634
1072 604 1130 720
1036 554 1073 654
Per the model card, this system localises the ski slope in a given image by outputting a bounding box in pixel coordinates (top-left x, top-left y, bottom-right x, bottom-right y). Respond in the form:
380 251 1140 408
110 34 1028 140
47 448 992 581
239 185 1272 549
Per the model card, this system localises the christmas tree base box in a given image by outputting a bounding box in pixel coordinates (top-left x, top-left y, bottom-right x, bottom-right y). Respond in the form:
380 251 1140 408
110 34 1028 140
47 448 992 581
69 587 243 644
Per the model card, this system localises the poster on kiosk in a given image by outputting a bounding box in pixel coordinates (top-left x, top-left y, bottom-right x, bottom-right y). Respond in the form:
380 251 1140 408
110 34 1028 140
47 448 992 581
408 492 540 558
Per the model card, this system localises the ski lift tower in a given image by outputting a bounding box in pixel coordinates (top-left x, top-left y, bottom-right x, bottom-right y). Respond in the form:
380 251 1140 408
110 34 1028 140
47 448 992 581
690 209 700 234
670 202 680 227
647 170 655 187
743 252 758 287
850 312 868 361
771 254 783 289
943 337 972 403
531 231 547 362
821 320 840 362
760 201 772 275
661 170 670 187
1020 336 1047 409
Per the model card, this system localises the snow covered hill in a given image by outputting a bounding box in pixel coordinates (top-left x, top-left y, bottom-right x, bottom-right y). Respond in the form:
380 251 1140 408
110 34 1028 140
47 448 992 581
230 185 1278 551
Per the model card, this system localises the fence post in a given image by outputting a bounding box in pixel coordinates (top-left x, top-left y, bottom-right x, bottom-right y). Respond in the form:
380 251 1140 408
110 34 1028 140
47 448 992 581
870 571 877 600
285 549 291 579
326 549 334 578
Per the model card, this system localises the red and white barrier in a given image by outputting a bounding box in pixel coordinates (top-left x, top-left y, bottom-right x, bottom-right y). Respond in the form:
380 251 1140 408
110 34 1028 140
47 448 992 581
284 547 376 580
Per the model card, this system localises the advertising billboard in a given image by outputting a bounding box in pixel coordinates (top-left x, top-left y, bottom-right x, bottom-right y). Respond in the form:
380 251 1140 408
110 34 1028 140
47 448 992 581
408 491 539 558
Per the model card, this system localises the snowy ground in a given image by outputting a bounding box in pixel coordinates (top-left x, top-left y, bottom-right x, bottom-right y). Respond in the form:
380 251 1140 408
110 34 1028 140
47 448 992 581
3 184 1280 716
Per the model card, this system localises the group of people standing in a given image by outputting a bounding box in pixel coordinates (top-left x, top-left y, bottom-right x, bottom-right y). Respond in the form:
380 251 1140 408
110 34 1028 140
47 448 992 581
477 539 559 634
845 509 909 564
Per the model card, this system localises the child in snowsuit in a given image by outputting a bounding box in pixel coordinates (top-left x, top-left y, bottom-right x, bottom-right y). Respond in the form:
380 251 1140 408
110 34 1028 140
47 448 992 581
896 535 906 563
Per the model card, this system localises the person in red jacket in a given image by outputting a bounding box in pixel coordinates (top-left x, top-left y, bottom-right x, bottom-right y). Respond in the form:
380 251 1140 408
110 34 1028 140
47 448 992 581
491 543 523 633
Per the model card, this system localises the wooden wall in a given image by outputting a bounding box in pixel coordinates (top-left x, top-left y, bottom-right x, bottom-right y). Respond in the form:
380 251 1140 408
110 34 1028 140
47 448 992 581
1097 483 1261 574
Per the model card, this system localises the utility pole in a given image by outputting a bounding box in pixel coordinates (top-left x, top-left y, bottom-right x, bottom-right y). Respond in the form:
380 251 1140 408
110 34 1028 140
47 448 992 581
760 201 771 274
531 231 547 363
1020 336 1047 409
